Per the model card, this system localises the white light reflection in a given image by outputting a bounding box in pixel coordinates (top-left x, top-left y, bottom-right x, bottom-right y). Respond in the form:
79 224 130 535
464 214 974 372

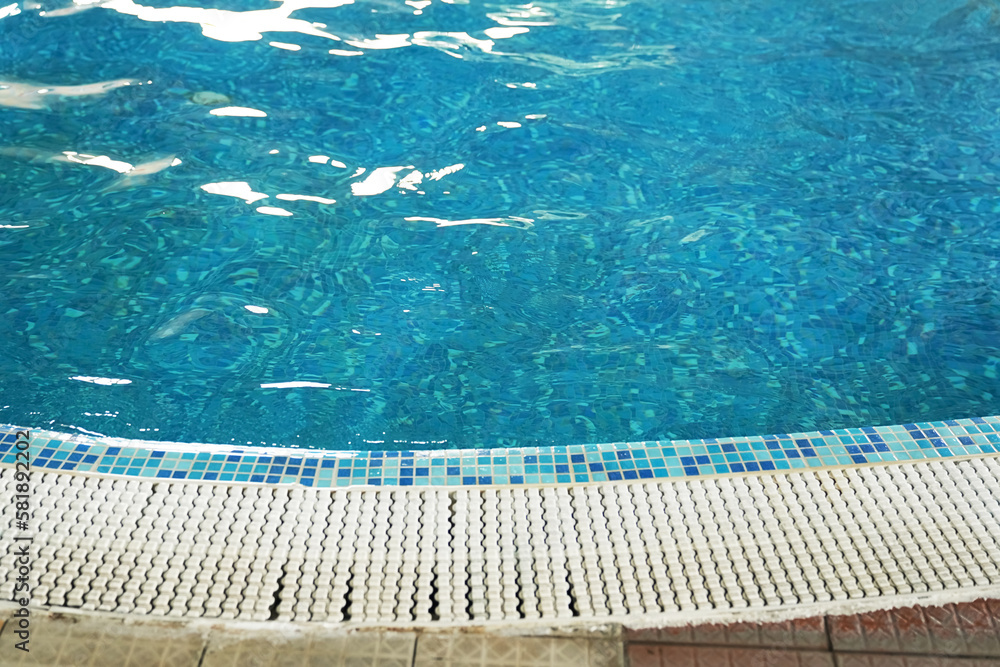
209 106 267 117
0 3 20 19
0 148 179 188
38 0 105 17
62 152 134 173
410 31 494 56
351 166 409 196
256 205 293 216
486 5 553 27
344 33 410 49
397 170 423 191
276 193 336 204
497 121 521 128
483 26 530 39
71 376 133 385
130 155 182 173
405 215 534 229
308 155 330 164
244 305 269 314
427 163 464 180
42 0 538 59
102 0 352 43
105 154 181 191
341 29 527 57
200 181 268 203
259 381 373 391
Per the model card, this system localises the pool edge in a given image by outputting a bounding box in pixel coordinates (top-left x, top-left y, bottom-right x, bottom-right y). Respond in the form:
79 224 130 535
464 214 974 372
2 415 998 487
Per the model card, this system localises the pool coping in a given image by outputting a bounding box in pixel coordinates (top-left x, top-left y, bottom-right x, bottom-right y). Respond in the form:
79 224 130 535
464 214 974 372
4 452 1000 627
3 422 999 630
2 415 999 488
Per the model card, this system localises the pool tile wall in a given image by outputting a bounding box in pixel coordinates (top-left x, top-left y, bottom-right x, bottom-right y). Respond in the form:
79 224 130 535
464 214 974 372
1 416 998 488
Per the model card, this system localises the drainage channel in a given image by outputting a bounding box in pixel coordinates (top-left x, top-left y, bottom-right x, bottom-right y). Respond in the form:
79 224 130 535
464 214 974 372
1 456 999 625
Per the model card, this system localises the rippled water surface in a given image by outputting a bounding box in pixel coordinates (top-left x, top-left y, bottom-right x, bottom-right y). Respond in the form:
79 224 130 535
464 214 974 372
1 0 999 450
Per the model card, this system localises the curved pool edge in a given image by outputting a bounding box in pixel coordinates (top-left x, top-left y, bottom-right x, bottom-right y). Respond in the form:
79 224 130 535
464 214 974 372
2 415 999 488
0 414 998 630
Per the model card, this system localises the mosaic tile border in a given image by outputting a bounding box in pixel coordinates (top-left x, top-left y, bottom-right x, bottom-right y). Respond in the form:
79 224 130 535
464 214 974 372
1 416 999 488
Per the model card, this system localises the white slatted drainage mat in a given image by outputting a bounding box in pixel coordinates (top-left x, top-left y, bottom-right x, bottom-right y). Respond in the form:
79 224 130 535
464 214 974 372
1 455 999 627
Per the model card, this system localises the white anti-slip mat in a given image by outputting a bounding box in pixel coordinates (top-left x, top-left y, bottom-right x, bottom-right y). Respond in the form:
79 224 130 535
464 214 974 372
2 454 998 627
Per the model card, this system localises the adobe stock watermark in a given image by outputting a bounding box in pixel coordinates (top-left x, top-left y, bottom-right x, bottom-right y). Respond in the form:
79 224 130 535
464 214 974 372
9 429 32 653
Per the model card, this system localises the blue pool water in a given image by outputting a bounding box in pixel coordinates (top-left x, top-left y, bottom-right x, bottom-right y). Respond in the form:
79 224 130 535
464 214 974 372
1 0 999 451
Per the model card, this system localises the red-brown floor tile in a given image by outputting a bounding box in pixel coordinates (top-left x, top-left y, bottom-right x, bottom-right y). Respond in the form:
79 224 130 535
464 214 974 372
924 605 964 655
829 599 1000 657
627 644 835 667
627 625 697 646
629 644 667 667
951 600 1000 656
625 617 827 650
835 654 1000 667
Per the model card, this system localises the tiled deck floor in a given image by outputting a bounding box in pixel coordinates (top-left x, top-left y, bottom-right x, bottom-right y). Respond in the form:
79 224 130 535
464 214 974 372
627 598 1000 667
2 599 999 666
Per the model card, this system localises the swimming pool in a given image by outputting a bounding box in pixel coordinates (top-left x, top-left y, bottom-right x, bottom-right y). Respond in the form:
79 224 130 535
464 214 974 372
1 0 998 451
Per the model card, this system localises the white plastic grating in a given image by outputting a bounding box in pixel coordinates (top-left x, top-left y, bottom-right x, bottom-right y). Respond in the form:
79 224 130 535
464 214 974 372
2 456 1000 626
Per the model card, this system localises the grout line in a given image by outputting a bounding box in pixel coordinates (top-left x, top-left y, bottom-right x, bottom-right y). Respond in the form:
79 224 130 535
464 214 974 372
0 611 11 645
196 636 210 667
626 641 834 652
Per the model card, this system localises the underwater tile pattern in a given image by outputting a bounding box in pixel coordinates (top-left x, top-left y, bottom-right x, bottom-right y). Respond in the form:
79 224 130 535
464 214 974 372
5 0 1000 453
1 416 998 488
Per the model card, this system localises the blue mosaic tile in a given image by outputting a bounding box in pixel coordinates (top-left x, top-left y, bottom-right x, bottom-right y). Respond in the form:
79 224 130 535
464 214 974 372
2 416 1000 488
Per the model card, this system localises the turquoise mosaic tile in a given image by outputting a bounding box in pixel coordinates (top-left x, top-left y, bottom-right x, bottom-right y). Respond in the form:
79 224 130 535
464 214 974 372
1 417 998 488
